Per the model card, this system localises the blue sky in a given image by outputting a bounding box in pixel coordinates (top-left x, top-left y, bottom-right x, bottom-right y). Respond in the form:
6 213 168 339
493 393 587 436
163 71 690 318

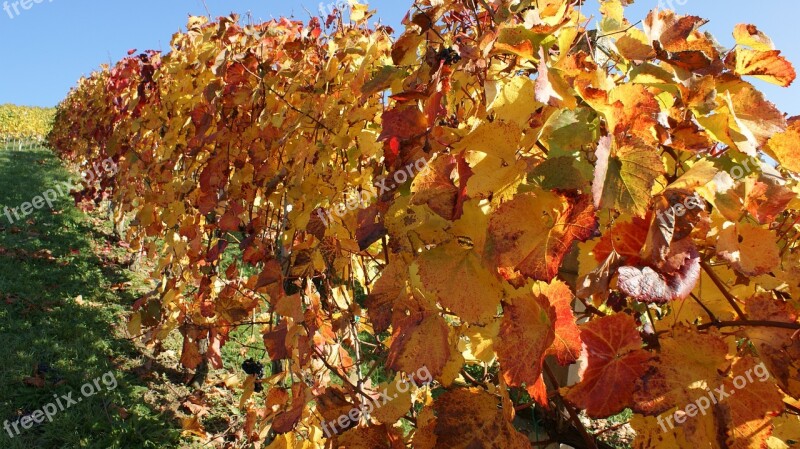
0 0 797 116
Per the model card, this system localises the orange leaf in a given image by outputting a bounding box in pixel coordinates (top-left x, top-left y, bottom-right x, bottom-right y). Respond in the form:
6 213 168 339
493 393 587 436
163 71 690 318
593 217 649 266
416 241 503 324
537 279 582 366
497 288 555 387
489 191 598 282
386 291 451 379
732 48 796 87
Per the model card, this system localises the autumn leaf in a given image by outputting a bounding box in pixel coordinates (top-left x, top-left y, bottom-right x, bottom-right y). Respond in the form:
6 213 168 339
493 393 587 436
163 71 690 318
272 384 307 434
592 136 665 217
644 10 717 70
730 48 796 88
413 388 532 449
487 76 541 126
564 313 650 418
716 222 780 277
315 386 354 427
733 24 775 51
386 290 451 379
364 258 409 333
378 105 428 142
536 279 582 366
767 118 800 173
633 326 729 415
370 374 414 425
181 416 207 439
535 48 573 107
617 244 700 304
606 83 661 142
593 217 649 266
497 286 556 388
416 240 503 324
577 249 623 300
723 356 784 449
330 425 403 449
745 294 800 398
263 320 290 361
410 155 460 221
489 190 598 282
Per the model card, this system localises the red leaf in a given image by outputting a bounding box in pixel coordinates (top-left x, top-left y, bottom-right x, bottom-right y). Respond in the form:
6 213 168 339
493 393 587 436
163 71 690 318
593 217 649 266
378 106 428 142
564 314 650 417
263 320 290 361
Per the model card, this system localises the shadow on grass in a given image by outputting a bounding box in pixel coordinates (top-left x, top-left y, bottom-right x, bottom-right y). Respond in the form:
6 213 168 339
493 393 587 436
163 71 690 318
0 146 182 448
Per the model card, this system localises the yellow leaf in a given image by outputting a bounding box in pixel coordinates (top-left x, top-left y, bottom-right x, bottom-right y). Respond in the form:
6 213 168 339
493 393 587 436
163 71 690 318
767 119 800 173
733 24 775 51
592 136 665 217
487 77 541 127
349 2 370 22
463 319 499 364
127 311 142 336
717 222 780 277
370 374 414 425
181 416 207 439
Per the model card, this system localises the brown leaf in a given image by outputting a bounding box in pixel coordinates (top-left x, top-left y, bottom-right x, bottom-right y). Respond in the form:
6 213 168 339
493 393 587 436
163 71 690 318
413 388 532 449
23 376 46 388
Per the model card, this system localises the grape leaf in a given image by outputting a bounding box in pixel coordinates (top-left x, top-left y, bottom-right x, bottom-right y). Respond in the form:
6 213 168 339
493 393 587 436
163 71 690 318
413 388 532 449
416 241 503 324
592 136 665 217
489 190 598 282
564 313 650 418
497 287 556 388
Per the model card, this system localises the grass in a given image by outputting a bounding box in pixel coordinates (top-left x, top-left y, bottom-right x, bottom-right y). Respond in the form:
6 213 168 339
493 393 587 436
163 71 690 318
0 144 183 448
0 144 290 448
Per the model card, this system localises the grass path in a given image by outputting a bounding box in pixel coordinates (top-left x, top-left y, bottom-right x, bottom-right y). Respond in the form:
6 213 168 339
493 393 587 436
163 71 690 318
0 145 183 448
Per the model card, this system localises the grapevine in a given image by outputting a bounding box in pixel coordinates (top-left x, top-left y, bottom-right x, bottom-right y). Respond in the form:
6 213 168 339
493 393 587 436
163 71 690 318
48 1 800 447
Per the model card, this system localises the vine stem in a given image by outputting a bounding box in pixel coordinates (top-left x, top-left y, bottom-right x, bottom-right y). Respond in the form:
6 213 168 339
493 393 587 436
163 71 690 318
543 364 598 449
697 320 800 331
700 261 747 320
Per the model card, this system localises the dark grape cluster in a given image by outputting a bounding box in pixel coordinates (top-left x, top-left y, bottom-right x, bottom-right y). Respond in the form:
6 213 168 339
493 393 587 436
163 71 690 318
437 47 461 65
242 359 265 392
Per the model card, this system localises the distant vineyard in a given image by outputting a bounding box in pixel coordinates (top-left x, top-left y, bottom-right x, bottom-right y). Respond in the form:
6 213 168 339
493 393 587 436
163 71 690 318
0 104 55 145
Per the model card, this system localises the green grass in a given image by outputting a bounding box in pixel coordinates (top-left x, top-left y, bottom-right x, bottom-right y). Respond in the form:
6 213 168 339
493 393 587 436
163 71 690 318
0 145 182 448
